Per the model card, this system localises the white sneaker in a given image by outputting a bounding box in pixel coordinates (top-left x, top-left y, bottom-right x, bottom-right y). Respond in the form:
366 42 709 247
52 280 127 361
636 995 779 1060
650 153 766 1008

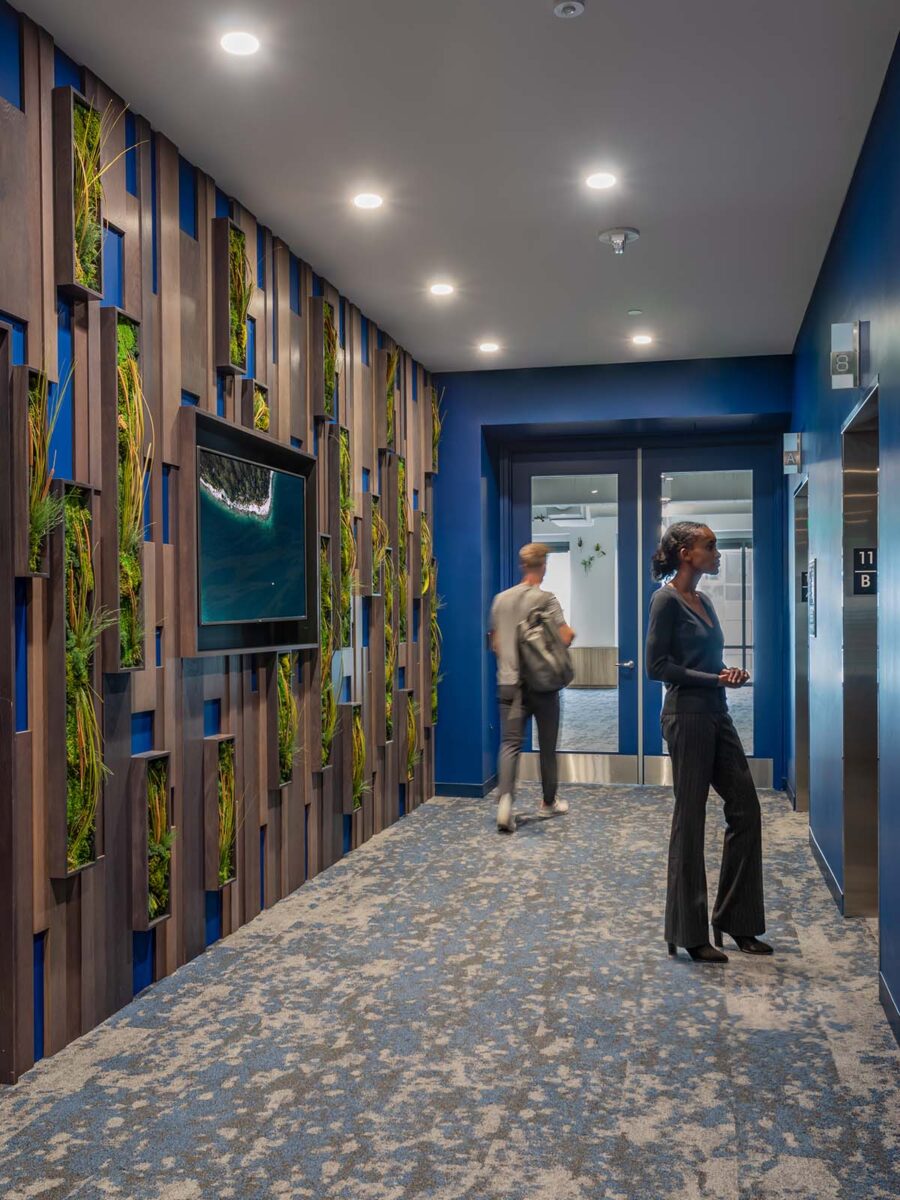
539 798 569 815
496 793 515 832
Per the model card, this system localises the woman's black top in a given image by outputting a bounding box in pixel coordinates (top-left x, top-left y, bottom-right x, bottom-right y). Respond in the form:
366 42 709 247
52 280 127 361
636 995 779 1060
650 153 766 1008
645 585 726 714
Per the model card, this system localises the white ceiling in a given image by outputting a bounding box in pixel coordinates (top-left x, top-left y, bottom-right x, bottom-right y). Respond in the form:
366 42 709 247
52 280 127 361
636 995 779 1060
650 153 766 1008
19 0 899 372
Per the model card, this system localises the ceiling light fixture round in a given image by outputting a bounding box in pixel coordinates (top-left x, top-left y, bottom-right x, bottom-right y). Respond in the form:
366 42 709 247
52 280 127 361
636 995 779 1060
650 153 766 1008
554 1 585 17
430 282 454 296
627 308 643 317
586 172 617 190
221 31 260 56
353 193 383 209
632 334 653 346
479 341 500 353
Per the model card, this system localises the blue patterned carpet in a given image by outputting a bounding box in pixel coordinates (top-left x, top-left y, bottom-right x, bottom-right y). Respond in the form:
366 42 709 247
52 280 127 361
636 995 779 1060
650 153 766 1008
1 786 897 1199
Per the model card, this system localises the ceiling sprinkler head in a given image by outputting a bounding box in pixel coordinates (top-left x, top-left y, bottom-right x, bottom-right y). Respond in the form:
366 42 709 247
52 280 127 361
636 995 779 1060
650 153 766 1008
554 1 585 17
598 227 640 255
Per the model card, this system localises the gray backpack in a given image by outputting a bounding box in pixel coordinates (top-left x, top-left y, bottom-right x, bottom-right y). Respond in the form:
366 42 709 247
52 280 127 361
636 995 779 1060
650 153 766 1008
517 601 574 693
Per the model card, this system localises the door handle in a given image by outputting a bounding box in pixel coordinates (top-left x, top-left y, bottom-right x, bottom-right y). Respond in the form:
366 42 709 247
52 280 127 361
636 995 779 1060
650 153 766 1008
617 660 635 669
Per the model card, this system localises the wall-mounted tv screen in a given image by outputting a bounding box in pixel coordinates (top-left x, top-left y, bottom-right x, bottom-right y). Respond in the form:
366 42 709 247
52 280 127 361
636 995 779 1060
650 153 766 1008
197 447 307 625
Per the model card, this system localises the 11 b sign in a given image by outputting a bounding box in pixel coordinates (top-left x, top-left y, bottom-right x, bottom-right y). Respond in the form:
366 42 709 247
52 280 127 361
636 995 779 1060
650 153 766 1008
853 548 877 595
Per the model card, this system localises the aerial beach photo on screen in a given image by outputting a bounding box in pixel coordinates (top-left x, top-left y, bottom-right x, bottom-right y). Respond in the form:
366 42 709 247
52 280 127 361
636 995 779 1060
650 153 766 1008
197 447 307 625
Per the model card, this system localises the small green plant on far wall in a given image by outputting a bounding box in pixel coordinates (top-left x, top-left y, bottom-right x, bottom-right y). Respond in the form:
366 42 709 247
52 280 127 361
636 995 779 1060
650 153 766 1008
277 652 299 785
65 490 113 873
397 458 409 641
580 543 606 574
229 226 252 369
352 707 367 811
320 539 338 765
372 496 389 591
421 515 432 598
430 565 443 727
384 549 396 740
117 318 151 668
324 301 338 418
385 347 400 450
253 387 270 432
147 758 173 921
430 385 444 472
217 739 236 886
27 370 66 573
405 694 421 783
339 429 356 646
72 101 130 292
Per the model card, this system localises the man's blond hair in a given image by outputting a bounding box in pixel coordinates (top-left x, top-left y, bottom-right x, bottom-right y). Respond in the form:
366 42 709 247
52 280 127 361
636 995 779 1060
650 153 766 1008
519 542 549 572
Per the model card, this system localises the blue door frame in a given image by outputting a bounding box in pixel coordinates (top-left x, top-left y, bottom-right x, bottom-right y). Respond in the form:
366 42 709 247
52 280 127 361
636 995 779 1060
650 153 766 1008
508 439 785 782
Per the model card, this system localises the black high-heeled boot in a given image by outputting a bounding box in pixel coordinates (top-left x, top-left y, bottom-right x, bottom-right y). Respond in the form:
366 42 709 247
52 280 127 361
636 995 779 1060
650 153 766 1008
667 941 728 963
713 928 773 955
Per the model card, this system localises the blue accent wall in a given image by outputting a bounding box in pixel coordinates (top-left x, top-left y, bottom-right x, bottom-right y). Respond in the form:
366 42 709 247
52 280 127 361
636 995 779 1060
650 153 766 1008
181 390 199 407
125 113 138 196
245 316 257 380
361 318 369 366
132 931 154 995
101 226 124 307
362 596 371 648
15 579 27 732
257 226 266 290
131 711 154 755
789 37 900 1027
216 374 225 417
215 188 230 219
343 814 352 856
178 156 197 238
312 274 323 298
0 0 22 110
339 298 346 347
155 626 162 667
433 356 792 793
290 256 301 314
203 699 221 737
33 933 45 1062
205 891 222 946
53 47 81 90
50 299 74 482
260 827 266 910
399 784 406 819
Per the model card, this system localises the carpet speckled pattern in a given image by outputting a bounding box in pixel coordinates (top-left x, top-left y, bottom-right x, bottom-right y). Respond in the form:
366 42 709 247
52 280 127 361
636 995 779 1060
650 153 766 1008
1 786 898 1200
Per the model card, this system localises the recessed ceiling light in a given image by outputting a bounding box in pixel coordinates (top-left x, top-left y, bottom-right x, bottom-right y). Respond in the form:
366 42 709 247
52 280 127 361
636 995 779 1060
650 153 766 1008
627 308 643 317
632 334 653 346
430 282 454 296
554 1 585 17
586 172 617 190
591 489 598 494
353 193 383 209
221 31 260 56
479 341 500 353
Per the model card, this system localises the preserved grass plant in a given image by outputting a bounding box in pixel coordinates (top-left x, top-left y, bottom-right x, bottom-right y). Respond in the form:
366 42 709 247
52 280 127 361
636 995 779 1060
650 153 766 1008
217 739 236 886
320 540 338 765
352 707 367 811
405 694 420 783
384 549 396 740
421 515 432 598
116 318 151 668
147 758 173 921
430 565 443 726
27 370 66 573
385 347 399 450
339 429 356 646
372 496 389 591
73 100 130 291
229 226 252 369
324 301 338 418
398 458 408 641
430 385 444 472
253 386 270 432
65 490 113 872
277 652 298 785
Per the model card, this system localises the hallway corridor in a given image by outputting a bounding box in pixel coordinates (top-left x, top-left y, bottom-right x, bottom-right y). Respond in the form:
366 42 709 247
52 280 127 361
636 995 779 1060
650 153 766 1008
1 786 897 1200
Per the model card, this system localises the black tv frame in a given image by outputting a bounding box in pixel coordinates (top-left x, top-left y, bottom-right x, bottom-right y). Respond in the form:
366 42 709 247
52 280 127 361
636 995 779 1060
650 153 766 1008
180 408 318 656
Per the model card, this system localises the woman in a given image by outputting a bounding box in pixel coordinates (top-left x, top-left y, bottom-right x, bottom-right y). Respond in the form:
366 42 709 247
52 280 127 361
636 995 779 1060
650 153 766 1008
645 521 772 963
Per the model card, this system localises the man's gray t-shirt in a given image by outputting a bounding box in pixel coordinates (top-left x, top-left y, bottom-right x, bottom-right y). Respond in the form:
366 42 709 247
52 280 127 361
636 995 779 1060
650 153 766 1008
489 583 566 687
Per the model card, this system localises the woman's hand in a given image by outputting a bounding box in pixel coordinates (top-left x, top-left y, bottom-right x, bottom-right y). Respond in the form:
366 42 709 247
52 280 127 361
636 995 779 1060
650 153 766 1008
718 667 750 688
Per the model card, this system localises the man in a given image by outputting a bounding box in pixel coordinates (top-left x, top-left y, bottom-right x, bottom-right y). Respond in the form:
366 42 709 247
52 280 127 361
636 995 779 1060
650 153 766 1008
489 543 576 832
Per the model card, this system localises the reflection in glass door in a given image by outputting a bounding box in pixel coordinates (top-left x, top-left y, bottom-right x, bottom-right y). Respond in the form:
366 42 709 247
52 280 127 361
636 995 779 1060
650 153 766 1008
659 470 754 754
531 474 620 752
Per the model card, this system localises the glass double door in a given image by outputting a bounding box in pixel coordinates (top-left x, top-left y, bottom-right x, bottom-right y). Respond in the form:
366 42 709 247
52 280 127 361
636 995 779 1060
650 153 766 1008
510 443 782 786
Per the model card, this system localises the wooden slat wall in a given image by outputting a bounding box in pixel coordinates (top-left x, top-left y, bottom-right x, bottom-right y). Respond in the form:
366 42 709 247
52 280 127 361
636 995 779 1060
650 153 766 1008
0 11 438 1084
